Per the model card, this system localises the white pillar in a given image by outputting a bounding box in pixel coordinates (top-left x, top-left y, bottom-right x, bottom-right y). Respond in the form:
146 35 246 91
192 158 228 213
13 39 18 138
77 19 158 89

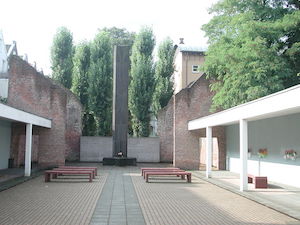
239 119 248 191
206 126 212 178
25 123 33 177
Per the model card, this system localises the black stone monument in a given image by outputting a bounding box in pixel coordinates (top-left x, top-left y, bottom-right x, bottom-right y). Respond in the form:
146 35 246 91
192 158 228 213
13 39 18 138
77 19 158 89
103 45 136 166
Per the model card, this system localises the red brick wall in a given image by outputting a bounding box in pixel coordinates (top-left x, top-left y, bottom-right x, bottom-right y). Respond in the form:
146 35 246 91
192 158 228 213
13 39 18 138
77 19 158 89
10 123 39 167
158 75 226 170
157 97 174 162
7 56 82 167
65 94 82 161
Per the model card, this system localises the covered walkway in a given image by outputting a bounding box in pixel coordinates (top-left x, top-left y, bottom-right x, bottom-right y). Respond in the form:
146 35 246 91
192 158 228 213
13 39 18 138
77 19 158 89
0 103 51 176
189 84 300 191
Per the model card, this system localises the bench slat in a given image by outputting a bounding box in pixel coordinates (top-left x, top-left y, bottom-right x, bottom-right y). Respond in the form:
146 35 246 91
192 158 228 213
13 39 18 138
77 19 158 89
143 169 185 178
45 170 93 182
141 167 180 176
59 166 97 176
145 171 192 183
53 168 95 178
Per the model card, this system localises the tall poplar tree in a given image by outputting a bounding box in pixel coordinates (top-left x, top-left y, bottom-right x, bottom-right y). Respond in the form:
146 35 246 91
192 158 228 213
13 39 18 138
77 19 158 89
202 0 300 111
89 31 113 136
72 42 96 136
129 27 155 137
51 27 74 89
152 37 175 116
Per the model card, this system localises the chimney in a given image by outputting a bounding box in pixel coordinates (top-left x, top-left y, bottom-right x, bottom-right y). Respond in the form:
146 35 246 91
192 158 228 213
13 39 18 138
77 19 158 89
179 38 184 44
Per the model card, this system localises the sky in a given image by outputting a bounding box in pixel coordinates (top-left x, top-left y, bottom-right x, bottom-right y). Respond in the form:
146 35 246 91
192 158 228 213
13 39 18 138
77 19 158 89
0 0 219 75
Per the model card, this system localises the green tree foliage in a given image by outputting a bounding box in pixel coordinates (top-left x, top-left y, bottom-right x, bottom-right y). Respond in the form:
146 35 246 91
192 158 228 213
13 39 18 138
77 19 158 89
129 27 155 137
51 27 74 89
72 42 90 105
202 0 300 111
71 41 94 135
89 31 113 136
152 37 175 116
100 27 136 46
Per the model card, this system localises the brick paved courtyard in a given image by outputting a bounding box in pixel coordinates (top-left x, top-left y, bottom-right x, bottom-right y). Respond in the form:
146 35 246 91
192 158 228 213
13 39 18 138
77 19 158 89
0 168 107 225
0 164 299 225
132 172 299 225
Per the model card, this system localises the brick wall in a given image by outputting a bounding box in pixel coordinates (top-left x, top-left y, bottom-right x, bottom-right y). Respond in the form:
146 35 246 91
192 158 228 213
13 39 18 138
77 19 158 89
10 123 39 167
158 75 226 170
7 56 82 167
157 97 174 162
65 93 82 161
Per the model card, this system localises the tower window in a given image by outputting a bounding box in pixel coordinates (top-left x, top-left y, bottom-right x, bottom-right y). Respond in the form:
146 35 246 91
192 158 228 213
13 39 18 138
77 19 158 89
192 65 199 73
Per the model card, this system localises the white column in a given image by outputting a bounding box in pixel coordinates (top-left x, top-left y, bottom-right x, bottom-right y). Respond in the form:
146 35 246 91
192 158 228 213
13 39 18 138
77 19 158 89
206 126 212 178
239 119 248 191
25 123 33 177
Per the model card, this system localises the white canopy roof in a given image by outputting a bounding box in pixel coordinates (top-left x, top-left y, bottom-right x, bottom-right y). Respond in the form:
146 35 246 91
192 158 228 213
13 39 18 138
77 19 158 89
188 84 300 130
0 103 51 128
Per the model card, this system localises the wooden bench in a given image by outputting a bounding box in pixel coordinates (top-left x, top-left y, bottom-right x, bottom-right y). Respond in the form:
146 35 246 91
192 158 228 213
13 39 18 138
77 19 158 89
142 169 185 179
45 170 93 182
145 171 192 183
59 166 98 176
141 167 180 176
53 168 96 179
248 174 268 188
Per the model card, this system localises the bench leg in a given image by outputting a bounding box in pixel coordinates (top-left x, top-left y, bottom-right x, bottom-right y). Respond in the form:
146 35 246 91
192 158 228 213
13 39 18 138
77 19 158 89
89 174 92 182
248 176 253 183
45 173 50 182
146 174 149 183
187 175 191 183
181 175 185 180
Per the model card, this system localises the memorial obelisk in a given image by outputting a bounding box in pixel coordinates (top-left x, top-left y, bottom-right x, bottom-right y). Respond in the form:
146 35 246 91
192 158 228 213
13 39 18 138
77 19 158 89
112 45 129 157
103 45 136 166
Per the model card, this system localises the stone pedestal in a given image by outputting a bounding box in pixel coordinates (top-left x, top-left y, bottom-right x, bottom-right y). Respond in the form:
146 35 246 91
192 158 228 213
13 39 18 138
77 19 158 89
103 157 137 166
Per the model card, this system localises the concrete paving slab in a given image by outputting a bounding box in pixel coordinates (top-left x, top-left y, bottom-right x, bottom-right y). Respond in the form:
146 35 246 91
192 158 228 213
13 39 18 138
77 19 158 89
89 166 146 225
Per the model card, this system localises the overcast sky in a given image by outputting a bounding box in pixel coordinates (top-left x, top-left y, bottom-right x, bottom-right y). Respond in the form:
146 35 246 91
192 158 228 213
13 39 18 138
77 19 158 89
0 0 219 75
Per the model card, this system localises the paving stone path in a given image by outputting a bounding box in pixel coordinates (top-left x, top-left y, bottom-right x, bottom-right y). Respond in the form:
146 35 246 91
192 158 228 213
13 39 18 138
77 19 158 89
90 168 145 225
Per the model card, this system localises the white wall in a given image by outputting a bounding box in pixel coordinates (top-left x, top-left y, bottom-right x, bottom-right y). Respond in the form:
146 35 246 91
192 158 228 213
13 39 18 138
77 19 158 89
226 113 300 188
174 50 182 94
80 137 112 162
127 137 160 162
0 31 8 74
0 79 8 98
0 120 11 169
80 136 160 163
